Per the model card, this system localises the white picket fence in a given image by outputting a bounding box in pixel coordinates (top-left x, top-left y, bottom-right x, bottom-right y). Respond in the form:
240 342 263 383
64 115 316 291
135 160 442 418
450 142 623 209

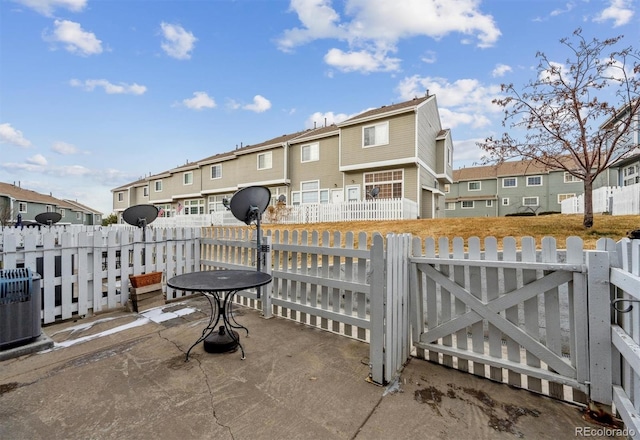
0 226 200 323
1 225 638 434
148 198 419 227
561 183 640 215
599 237 640 438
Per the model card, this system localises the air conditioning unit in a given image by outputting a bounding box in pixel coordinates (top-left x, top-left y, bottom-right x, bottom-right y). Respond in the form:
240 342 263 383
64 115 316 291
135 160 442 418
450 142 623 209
0 268 42 349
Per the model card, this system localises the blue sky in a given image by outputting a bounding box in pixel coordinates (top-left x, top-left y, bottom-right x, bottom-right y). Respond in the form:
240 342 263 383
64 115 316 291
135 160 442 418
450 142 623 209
1 0 638 215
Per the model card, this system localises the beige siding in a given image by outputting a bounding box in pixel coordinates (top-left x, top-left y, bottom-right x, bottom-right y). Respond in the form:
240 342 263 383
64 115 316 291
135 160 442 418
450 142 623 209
416 99 441 171
289 136 342 191
341 113 416 168
234 147 285 183
201 159 238 193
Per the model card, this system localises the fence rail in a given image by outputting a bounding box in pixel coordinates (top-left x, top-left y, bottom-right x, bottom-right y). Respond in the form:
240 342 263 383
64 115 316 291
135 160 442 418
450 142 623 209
1 226 200 323
599 238 640 438
1 225 639 434
147 198 419 227
561 183 640 215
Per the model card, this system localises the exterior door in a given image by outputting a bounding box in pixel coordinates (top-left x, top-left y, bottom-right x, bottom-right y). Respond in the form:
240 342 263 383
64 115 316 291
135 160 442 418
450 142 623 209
346 185 360 202
331 189 344 204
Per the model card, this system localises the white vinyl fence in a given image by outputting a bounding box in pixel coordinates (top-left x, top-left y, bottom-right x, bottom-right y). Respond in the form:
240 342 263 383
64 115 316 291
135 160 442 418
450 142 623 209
561 183 640 215
1 225 639 435
148 198 419 227
0 226 200 323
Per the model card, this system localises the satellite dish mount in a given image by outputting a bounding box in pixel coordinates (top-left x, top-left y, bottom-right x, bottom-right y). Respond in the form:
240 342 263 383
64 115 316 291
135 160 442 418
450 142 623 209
122 204 159 267
228 186 271 297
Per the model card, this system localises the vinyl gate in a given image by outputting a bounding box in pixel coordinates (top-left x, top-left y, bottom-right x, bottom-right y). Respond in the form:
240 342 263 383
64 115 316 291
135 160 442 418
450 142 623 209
408 235 611 404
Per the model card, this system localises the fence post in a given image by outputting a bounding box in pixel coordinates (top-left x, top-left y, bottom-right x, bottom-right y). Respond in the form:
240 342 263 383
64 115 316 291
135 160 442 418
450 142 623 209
369 233 385 385
586 250 613 405
261 235 273 319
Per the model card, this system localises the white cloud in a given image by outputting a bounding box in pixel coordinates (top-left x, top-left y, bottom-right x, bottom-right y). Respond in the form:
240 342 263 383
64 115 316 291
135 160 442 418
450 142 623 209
52 141 79 154
550 2 576 17
0 123 32 148
160 22 197 60
278 0 501 73
26 154 48 166
44 20 102 56
69 79 147 95
593 0 634 27
452 137 486 166
421 50 437 64
396 75 502 129
243 95 272 113
304 111 352 129
492 63 512 78
15 0 87 17
182 92 216 110
324 48 400 73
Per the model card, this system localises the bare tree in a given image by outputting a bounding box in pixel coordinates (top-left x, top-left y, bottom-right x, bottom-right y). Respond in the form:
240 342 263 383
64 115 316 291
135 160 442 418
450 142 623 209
0 201 12 226
479 28 640 228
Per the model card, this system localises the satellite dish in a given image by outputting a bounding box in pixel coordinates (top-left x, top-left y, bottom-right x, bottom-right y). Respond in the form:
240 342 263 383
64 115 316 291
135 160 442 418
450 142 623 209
122 204 159 228
278 194 286 203
229 186 271 225
35 212 62 226
229 186 271 298
370 187 380 198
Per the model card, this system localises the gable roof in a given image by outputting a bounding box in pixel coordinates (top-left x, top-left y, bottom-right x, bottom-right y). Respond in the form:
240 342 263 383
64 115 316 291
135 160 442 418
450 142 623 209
0 181 74 207
338 95 431 127
63 199 103 215
453 160 558 181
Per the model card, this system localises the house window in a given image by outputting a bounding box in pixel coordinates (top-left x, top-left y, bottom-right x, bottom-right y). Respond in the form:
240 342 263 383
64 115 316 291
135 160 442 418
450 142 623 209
443 184 450 193
320 190 329 204
526 176 542 186
624 165 637 176
523 197 539 206
143 186 149 197
154 180 163 192
564 172 580 183
210 164 222 179
291 192 301 206
502 178 517 188
156 204 173 217
300 180 320 203
46 205 53 212
468 181 481 191
362 121 389 147
486 200 494 207
447 147 452 166
558 193 576 203
184 199 204 215
76 212 81 221
117 192 124 202
502 198 509 206
462 201 474 209
19 202 27 213
183 172 193 185
258 152 272 170
301 143 319 163
59 209 65 218
445 202 455 210
364 169 403 199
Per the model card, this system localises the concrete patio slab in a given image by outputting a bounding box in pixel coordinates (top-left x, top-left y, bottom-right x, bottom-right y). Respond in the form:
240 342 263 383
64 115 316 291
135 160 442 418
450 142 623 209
0 295 625 440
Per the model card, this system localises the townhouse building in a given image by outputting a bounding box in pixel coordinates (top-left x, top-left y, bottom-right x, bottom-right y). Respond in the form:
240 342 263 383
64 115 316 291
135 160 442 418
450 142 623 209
112 94 454 221
0 181 103 226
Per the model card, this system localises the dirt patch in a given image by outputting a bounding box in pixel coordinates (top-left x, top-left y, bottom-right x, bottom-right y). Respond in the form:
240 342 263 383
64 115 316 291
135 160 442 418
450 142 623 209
0 382 19 395
414 381 541 437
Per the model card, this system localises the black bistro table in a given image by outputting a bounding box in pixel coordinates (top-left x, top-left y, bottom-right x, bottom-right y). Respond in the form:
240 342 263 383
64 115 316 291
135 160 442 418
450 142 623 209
167 270 272 361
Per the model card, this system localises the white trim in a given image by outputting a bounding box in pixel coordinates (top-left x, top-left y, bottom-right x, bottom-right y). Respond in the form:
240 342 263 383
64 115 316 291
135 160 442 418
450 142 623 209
257 151 273 170
340 157 415 172
522 196 539 206
468 181 481 191
210 164 222 180
461 200 475 209
362 121 389 148
338 106 417 128
183 171 194 185
301 142 319 163
172 192 202 200
526 175 543 186
502 177 517 188
201 186 239 195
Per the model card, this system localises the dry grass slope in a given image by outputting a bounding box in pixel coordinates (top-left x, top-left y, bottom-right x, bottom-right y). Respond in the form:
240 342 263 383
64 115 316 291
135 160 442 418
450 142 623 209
259 214 640 250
